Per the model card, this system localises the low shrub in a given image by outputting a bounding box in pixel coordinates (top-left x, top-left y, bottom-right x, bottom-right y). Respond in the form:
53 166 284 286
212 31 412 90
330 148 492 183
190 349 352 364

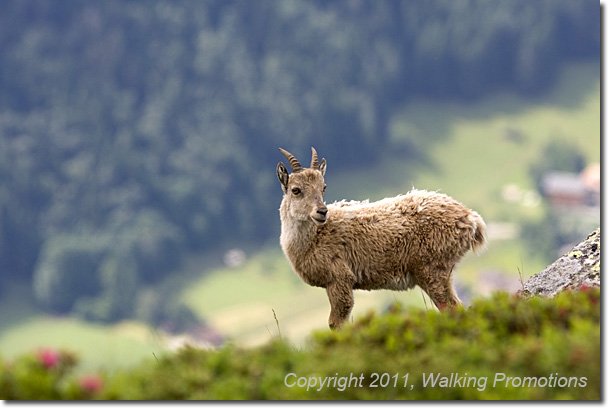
1 287 599 400
0 348 104 400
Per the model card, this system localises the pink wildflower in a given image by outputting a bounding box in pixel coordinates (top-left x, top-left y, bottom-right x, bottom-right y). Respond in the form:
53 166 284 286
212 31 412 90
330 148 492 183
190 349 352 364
79 374 104 394
37 348 61 369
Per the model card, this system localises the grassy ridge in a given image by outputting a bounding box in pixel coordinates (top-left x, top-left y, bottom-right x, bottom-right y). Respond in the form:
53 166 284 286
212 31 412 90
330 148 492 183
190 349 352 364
2 287 599 399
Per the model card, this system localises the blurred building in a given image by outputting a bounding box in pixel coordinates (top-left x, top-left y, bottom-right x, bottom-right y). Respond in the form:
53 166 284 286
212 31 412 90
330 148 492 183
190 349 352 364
540 164 600 256
581 163 601 207
541 164 600 210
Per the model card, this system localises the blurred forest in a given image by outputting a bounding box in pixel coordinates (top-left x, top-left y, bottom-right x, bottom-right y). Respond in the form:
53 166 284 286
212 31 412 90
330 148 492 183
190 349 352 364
0 0 599 324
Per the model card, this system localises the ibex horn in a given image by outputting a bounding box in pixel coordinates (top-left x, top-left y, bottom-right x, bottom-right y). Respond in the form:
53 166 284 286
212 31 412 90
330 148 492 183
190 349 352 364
310 147 319 169
279 148 303 173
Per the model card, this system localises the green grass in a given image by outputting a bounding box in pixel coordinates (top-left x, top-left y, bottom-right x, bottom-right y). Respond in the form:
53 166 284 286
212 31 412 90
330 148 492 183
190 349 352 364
2 287 600 399
98 287 598 400
0 279 166 375
181 248 300 316
0 317 162 374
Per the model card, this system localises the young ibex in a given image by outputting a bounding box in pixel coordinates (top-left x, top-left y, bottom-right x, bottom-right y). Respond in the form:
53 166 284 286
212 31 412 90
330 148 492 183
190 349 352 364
277 147 487 329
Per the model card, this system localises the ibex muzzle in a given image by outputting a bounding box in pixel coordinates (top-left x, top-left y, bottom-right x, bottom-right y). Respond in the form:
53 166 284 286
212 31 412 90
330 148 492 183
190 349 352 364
312 198 328 225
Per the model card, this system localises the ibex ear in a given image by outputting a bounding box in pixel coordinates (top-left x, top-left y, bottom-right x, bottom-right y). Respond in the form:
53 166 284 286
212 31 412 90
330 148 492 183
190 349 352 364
319 158 326 177
277 162 290 193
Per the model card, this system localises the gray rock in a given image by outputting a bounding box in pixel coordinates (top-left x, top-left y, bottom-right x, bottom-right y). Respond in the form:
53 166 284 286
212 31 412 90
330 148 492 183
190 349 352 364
521 228 600 298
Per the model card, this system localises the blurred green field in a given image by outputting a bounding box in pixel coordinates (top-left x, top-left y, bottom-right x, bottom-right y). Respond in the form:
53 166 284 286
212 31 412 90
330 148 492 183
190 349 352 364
328 62 600 212
180 247 428 346
0 61 600 370
0 279 166 375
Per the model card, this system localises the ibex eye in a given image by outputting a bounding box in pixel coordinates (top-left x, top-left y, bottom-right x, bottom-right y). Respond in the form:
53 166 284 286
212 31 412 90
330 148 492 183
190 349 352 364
323 185 327 193
291 187 301 195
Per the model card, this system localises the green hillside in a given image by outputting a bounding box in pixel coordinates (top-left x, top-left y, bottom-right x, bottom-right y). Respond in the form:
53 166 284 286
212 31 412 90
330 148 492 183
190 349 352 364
0 0 599 328
0 61 600 372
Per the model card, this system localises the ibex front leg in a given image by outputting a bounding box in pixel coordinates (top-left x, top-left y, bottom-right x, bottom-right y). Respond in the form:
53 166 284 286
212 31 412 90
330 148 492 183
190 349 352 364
325 265 355 329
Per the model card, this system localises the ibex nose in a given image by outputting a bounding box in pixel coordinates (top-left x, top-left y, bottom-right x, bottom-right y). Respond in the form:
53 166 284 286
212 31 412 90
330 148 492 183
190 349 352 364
312 205 328 225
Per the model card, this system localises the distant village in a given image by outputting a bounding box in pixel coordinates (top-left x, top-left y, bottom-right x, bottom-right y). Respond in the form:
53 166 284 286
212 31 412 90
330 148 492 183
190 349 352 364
541 164 600 212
